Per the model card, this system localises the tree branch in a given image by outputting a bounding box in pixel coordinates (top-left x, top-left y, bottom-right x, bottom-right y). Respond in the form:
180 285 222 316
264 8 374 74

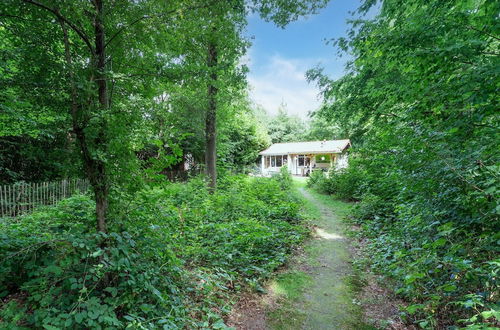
466 25 500 41
104 14 153 49
104 2 217 49
22 0 95 55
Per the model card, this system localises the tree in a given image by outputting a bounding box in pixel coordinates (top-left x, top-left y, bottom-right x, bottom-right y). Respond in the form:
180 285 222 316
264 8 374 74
308 0 499 325
0 24 81 184
1 0 331 226
200 0 330 189
1 0 192 232
266 103 308 143
304 113 342 141
218 94 271 171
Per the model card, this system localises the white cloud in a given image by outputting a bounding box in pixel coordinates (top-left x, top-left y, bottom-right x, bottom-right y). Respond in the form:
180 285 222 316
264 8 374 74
248 55 323 119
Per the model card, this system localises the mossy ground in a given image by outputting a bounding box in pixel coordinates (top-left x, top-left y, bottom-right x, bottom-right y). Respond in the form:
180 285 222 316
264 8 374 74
266 177 375 330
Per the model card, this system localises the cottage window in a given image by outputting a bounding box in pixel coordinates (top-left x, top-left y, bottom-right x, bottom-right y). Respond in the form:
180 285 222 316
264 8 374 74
265 155 287 168
276 156 283 167
297 155 310 167
298 155 305 166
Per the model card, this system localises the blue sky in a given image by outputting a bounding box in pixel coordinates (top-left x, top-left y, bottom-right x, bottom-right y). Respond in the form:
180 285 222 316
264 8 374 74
245 0 364 119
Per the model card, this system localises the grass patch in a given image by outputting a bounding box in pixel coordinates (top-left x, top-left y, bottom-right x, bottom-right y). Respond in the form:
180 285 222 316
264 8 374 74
269 271 312 301
267 271 312 330
304 188 352 217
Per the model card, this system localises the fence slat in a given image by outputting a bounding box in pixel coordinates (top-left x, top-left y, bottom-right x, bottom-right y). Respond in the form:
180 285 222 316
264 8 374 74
0 185 4 217
35 182 38 208
9 185 12 217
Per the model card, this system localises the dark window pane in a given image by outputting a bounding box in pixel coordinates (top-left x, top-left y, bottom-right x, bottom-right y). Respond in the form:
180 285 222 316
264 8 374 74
276 156 282 167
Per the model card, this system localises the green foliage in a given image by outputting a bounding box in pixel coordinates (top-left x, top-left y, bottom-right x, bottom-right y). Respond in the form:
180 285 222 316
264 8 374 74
308 0 500 327
0 175 306 328
314 154 331 163
275 165 293 191
303 115 342 141
266 105 308 143
0 136 82 185
0 0 338 328
307 164 364 201
306 169 324 188
218 98 271 172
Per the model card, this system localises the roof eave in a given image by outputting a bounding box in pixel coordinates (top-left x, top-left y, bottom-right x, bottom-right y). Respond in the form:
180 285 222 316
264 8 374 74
260 150 343 156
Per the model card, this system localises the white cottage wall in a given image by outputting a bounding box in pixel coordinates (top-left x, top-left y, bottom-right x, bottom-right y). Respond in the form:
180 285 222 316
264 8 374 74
336 152 349 170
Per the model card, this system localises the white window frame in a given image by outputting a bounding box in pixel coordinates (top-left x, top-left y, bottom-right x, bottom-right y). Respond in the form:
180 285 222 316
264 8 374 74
265 155 287 168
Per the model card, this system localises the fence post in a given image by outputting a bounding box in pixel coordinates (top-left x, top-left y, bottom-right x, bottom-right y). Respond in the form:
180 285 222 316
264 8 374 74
35 182 38 209
15 184 18 216
0 185 3 217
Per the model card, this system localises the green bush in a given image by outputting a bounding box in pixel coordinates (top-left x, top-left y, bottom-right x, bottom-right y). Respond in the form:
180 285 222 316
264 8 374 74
274 165 293 191
307 162 364 201
0 175 307 328
307 169 324 188
317 151 499 327
0 198 186 329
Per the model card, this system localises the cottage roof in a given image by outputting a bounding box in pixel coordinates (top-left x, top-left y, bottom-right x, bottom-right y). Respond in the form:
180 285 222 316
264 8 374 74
259 139 351 156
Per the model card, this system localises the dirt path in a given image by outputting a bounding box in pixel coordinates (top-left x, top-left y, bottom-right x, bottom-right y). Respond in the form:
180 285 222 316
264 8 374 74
229 183 404 329
284 187 369 330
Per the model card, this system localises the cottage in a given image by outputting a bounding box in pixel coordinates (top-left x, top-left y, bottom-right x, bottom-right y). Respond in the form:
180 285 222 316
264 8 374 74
259 139 351 176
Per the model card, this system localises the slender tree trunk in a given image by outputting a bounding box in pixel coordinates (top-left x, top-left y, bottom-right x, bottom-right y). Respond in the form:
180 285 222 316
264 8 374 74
59 2 109 234
92 0 109 233
205 40 218 191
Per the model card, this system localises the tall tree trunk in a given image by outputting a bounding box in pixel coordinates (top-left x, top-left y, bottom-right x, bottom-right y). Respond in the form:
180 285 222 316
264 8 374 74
205 40 218 191
92 0 109 233
60 0 109 234
24 0 109 234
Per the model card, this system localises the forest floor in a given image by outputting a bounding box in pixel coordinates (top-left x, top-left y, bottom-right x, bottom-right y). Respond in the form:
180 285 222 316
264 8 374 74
228 177 407 330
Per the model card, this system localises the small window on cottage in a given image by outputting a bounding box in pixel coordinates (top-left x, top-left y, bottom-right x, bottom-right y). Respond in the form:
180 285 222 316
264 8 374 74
298 155 305 167
271 156 276 167
276 156 283 167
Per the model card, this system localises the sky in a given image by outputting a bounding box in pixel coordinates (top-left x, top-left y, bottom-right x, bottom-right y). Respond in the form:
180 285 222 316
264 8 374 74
245 0 364 119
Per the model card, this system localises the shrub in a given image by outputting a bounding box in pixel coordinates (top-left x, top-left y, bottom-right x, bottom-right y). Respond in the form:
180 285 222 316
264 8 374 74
307 162 364 201
307 169 324 188
0 175 307 328
320 150 499 327
0 198 186 329
274 165 293 191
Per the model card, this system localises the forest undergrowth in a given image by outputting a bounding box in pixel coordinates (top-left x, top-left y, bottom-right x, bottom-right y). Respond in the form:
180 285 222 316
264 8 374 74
0 172 306 329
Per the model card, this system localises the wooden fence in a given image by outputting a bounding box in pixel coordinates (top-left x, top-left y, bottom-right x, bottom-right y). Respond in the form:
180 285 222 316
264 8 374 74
0 179 91 218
